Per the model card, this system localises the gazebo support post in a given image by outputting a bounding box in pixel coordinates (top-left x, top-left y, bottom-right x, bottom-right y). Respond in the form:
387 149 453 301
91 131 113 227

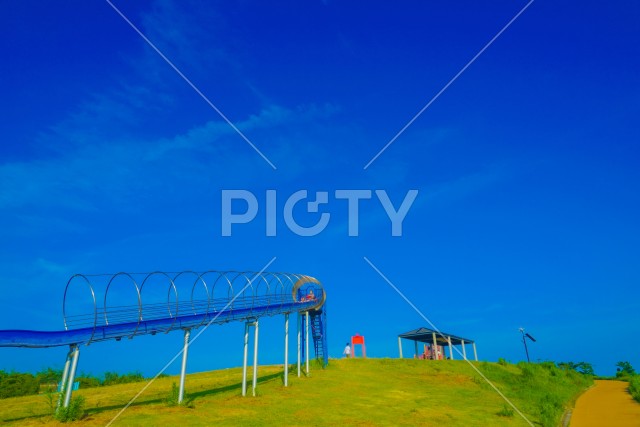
431 332 437 360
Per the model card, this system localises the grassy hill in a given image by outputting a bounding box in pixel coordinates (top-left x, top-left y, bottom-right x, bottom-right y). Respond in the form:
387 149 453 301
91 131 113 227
0 358 591 426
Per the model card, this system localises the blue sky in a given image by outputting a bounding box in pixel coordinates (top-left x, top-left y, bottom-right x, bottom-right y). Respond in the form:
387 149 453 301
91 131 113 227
1 0 639 380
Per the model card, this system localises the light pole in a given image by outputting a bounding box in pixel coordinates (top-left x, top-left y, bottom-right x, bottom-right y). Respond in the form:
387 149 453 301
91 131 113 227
519 327 536 362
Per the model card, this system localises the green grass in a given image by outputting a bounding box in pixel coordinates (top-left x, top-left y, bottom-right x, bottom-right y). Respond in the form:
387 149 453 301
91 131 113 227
0 359 591 426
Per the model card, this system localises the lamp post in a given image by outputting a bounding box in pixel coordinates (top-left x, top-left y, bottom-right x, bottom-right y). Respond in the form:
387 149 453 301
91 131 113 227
519 327 536 362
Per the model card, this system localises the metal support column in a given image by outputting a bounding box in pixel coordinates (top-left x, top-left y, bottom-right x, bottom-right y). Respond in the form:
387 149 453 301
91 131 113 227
414 340 418 358
242 322 250 396
284 314 289 387
461 339 467 360
473 342 478 361
178 329 191 404
57 346 73 411
432 332 438 360
448 336 454 360
297 313 301 377
398 337 403 358
252 320 259 396
305 312 310 375
63 344 80 408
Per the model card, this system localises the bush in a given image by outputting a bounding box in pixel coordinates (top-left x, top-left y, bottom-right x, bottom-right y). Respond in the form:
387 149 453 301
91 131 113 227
55 395 85 422
165 382 194 408
518 362 535 383
629 375 640 403
103 371 144 386
36 367 62 384
616 361 636 379
538 394 564 427
497 404 514 417
76 373 101 389
165 382 180 406
0 367 146 401
539 361 562 377
42 388 59 415
557 361 594 376
0 370 40 399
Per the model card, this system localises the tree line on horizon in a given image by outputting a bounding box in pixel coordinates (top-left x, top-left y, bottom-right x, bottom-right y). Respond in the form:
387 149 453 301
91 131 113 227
0 367 149 399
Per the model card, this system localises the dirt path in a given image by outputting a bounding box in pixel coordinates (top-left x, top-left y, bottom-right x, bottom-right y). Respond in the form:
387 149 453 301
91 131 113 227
570 380 640 426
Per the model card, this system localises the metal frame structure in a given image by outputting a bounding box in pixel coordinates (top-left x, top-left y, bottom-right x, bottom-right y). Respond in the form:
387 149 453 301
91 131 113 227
0 270 328 408
398 327 478 361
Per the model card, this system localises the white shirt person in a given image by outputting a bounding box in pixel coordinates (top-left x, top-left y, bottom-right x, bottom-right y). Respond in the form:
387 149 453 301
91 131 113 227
343 343 351 357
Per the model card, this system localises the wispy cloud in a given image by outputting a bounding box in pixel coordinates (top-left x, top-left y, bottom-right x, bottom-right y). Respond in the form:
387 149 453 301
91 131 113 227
1 0 351 221
138 0 233 77
0 102 339 212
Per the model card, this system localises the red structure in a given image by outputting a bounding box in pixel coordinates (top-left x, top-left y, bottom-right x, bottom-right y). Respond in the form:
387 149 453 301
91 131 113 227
351 334 366 358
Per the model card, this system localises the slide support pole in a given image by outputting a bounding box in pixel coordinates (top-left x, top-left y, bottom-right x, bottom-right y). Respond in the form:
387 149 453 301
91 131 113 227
284 314 289 387
461 339 467 360
305 311 310 375
57 346 73 411
473 342 478 361
252 320 259 396
297 313 301 377
178 328 190 404
242 322 249 396
448 336 454 360
398 337 403 358
63 344 80 408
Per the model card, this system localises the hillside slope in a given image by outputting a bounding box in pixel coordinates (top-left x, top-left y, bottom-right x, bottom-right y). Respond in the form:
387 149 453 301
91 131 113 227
0 358 591 426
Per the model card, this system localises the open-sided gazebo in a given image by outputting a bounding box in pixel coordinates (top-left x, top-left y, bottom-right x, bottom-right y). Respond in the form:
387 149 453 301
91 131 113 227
398 327 478 361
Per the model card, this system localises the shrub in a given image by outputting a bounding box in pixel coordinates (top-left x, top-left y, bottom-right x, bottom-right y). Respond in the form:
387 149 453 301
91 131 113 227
165 382 194 408
616 361 636 378
103 371 144 386
42 388 59 415
36 367 62 384
0 370 40 399
558 361 594 376
497 404 514 417
165 382 180 406
629 375 640 403
518 362 535 383
55 395 86 422
76 373 101 389
538 394 563 427
539 361 561 376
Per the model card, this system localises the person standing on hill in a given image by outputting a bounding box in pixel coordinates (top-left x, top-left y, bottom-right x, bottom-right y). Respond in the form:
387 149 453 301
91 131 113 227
343 342 351 358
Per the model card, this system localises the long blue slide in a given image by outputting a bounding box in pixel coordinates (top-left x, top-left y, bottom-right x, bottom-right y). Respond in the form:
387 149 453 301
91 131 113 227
0 270 328 410
0 271 327 354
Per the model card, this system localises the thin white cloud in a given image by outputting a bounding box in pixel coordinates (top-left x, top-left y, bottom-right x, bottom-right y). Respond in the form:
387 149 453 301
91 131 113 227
0 102 339 211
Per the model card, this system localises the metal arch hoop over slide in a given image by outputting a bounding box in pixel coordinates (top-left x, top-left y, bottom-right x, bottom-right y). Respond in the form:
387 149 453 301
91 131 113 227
292 275 326 308
0 270 328 409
